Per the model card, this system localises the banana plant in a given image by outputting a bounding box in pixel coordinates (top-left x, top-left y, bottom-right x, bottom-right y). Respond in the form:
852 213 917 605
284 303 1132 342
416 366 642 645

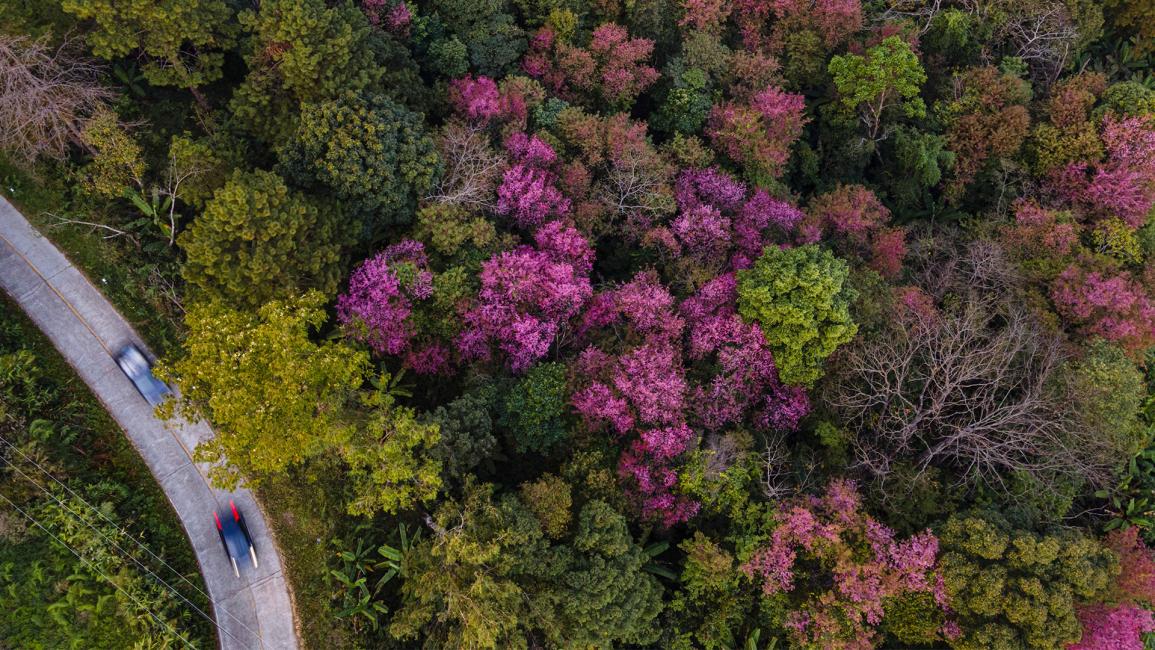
641 540 678 580
329 524 421 631
124 187 176 251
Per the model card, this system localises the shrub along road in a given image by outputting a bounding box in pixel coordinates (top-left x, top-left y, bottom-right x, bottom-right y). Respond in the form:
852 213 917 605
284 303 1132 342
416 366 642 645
0 196 298 650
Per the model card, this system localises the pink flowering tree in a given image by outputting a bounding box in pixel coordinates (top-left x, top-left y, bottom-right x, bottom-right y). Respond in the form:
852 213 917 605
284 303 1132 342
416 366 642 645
360 0 411 34
457 223 593 372
733 0 863 52
743 480 952 650
1051 264 1155 356
1068 528 1155 649
642 167 804 272
496 133 571 229
523 24 659 111
571 272 700 525
1069 604 1155 650
802 184 907 279
1055 114 1155 229
337 240 442 371
447 75 525 126
681 273 810 431
707 86 808 182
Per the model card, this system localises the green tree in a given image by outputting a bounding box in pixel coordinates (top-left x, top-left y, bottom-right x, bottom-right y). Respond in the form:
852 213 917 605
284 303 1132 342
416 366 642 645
230 0 384 143
280 92 440 239
828 35 927 142
178 169 342 309
737 244 858 386
519 473 572 539
542 499 665 648
938 512 1118 650
391 484 664 648
342 376 442 517
500 362 570 454
61 0 236 89
428 383 499 485
164 292 370 487
389 482 545 649
664 532 753 650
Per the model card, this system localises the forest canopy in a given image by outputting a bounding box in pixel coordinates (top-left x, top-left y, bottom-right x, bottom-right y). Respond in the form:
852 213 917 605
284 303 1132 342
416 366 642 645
5 0 1155 647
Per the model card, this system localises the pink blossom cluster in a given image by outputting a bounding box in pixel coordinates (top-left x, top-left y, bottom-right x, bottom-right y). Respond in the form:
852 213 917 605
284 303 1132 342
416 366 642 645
733 0 863 51
1106 527 1155 604
678 0 731 35
360 0 411 34
572 269 811 526
496 133 571 228
1000 201 1079 263
571 272 700 525
650 167 803 270
801 184 907 278
707 86 808 180
618 424 701 527
1069 604 1155 650
337 240 432 357
743 480 951 649
682 274 809 430
457 223 593 372
1056 115 1155 228
1051 264 1155 355
447 75 527 125
523 24 659 109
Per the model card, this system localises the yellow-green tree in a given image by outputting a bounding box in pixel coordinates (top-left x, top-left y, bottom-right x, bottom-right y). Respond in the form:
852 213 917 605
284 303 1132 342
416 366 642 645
938 513 1118 650
178 169 342 309
165 292 369 487
61 0 236 89
737 244 858 386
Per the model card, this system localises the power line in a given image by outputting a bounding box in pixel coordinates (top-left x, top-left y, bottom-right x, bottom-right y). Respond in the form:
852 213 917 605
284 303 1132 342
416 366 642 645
0 452 245 646
0 489 198 649
0 440 262 647
0 433 216 603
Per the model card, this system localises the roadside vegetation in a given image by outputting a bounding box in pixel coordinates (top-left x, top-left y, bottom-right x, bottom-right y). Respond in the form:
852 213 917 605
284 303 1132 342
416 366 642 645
4 0 1155 648
0 296 213 647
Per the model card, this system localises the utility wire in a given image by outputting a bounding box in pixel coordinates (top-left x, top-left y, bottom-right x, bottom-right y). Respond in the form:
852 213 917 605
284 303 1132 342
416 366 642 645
0 434 217 603
0 441 261 647
0 489 198 649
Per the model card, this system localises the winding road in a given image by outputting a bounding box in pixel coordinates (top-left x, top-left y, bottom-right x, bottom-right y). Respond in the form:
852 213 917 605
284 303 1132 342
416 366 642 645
0 197 298 650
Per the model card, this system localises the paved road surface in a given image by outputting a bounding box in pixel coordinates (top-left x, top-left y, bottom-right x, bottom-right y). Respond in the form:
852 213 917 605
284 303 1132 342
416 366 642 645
0 197 298 650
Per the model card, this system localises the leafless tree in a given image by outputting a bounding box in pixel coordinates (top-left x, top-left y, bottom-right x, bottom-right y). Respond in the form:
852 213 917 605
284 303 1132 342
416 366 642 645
878 0 944 36
960 0 1082 85
597 147 675 218
825 240 1127 501
425 120 506 210
0 34 115 167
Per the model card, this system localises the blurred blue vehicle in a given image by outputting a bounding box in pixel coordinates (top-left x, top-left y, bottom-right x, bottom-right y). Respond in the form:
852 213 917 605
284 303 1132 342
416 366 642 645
214 500 259 578
114 343 172 407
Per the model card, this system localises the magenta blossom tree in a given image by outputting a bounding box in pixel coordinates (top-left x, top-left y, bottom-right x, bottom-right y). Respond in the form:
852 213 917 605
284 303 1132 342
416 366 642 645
682 274 810 431
457 223 593 372
657 168 804 270
743 480 952 649
337 240 432 357
1055 114 1155 228
1051 264 1155 355
523 24 659 110
496 133 571 229
707 86 808 181
1069 604 1155 650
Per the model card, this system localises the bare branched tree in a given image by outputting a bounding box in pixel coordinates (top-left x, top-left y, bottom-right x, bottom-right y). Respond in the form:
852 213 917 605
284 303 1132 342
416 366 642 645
825 239 1127 500
878 0 945 36
425 120 506 210
960 0 1082 85
598 146 675 218
0 34 114 167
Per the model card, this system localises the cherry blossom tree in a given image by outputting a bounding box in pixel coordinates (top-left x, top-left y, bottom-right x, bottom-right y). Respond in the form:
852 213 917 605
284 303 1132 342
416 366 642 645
743 480 951 649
